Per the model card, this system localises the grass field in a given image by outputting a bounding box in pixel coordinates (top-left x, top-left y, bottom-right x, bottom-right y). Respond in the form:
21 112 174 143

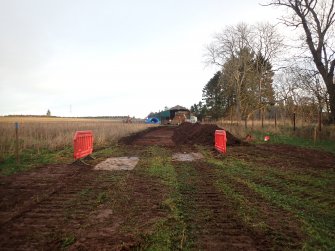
0 116 152 175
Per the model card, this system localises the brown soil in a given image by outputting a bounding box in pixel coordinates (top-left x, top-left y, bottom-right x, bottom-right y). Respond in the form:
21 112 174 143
172 122 242 146
120 126 175 146
229 144 335 170
211 164 305 250
0 165 168 250
175 162 260 250
121 123 242 147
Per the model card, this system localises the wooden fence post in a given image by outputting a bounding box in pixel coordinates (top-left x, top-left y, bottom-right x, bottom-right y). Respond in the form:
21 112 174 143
261 108 264 128
251 113 254 129
230 107 233 131
15 122 19 163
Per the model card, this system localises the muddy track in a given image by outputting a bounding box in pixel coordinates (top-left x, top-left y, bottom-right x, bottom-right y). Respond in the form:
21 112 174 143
69 170 168 250
175 161 261 250
0 165 122 250
121 126 176 146
213 168 305 250
0 165 168 250
0 165 85 225
1 125 333 250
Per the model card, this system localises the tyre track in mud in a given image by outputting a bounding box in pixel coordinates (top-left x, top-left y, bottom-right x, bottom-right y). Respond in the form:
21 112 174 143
123 126 175 147
230 144 335 170
213 168 305 250
0 165 83 225
174 161 262 250
0 165 123 250
70 171 168 250
0 162 169 250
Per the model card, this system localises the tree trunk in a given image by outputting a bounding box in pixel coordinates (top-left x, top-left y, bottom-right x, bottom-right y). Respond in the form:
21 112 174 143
324 77 335 123
307 56 335 123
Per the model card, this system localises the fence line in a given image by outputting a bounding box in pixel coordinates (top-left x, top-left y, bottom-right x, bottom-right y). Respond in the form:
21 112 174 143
203 110 335 142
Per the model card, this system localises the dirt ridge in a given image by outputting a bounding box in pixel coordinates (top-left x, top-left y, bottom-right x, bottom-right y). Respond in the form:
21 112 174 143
175 162 262 250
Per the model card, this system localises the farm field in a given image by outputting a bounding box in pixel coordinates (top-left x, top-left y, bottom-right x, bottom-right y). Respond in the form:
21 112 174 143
0 117 151 175
0 123 334 250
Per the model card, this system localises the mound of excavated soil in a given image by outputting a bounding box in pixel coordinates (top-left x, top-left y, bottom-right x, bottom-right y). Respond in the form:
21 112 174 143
172 122 241 146
119 126 175 146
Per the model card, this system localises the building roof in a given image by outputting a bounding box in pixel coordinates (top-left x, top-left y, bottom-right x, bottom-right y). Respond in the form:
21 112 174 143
154 110 171 118
169 105 189 111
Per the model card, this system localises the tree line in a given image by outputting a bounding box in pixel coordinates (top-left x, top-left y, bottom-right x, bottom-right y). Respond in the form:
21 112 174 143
192 0 335 124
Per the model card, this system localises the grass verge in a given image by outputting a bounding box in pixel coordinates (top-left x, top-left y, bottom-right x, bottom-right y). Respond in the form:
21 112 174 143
250 130 335 154
0 143 128 176
0 147 73 176
206 151 335 250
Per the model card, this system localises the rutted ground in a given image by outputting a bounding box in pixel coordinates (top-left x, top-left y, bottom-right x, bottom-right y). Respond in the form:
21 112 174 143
175 161 260 250
0 164 168 250
0 125 334 250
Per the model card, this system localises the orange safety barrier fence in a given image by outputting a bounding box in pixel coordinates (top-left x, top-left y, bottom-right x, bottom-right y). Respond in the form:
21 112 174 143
215 130 227 154
73 130 93 160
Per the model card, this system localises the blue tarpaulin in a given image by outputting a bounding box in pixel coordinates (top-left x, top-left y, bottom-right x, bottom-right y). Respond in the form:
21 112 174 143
145 117 160 124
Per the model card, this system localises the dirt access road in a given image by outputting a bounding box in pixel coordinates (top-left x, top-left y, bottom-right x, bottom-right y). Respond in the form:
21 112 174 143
0 124 334 250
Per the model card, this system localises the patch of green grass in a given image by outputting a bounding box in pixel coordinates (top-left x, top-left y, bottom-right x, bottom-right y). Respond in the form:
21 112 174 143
210 156 334 202
0 143 128 176
215 176 267 230
138 146 190 250
140 220 176 251
204 157 275 237
249 183 335 249
207 152 335 250
92 144 126 158
251 130 335 154
0 147 73 176
78 188 93 197
61 234 76 249
96 191 108 204
142 147 176 188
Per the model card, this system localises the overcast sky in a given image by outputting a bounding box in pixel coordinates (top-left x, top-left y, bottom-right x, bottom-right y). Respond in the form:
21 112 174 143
0 0 283 118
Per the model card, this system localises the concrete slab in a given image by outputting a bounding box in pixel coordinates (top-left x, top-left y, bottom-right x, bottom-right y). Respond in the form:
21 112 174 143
172 152 204 162
94 157 139 171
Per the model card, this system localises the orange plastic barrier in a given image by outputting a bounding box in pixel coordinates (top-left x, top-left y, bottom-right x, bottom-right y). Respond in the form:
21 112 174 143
215 130 227 154
264 135 270 142
73 131 93 160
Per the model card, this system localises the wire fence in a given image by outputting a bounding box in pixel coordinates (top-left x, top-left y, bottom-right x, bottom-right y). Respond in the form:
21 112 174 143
205 109 335 142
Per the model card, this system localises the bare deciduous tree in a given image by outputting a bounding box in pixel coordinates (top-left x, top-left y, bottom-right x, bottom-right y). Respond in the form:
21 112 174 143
205 22 282 121
205 23 253 67
291 63 329 113
266 0 335 122
252 22 284 63
205 23 253 120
